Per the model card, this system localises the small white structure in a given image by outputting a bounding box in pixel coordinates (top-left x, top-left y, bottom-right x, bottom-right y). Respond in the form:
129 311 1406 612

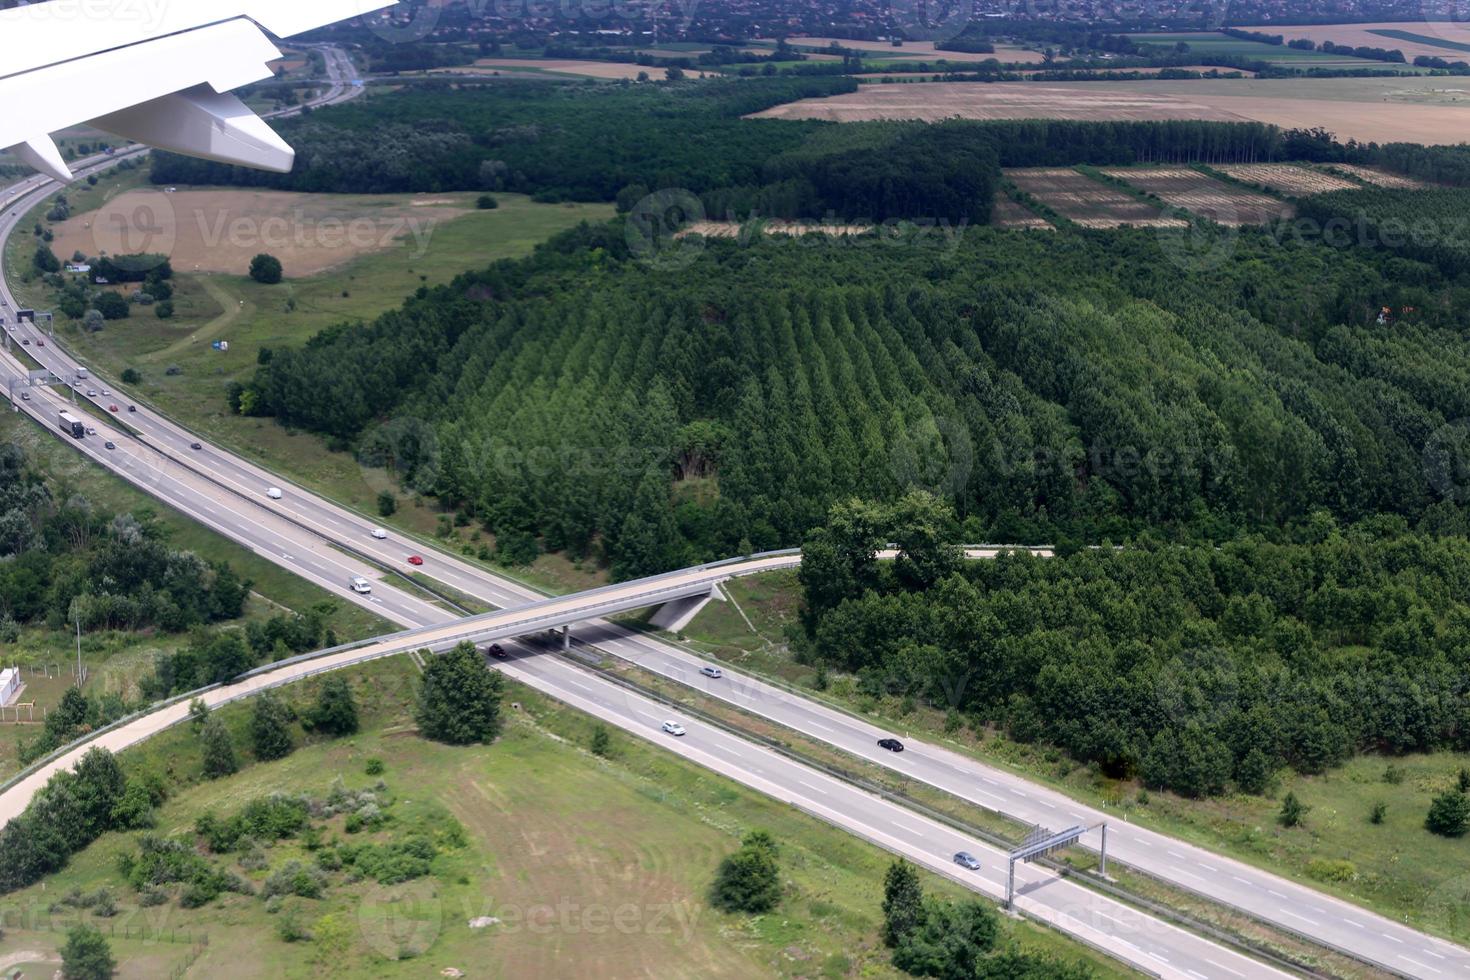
0 667 20 706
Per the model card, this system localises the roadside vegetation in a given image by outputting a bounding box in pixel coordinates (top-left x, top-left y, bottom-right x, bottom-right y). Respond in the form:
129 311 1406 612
674 538 1470 942
0 413 391 783
0 656 1121 979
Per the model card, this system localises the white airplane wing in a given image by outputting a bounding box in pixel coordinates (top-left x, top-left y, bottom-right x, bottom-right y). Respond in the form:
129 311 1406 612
0 0 394 183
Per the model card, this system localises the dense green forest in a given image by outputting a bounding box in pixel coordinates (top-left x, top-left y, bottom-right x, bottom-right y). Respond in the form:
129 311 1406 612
150 79 1387 223
238 206 1470 578
797 492 1470 798
1299 187 1470 275
150 79 1470 212
0 442 249 631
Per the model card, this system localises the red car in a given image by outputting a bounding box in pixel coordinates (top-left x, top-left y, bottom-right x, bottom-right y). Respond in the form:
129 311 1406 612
35 338 44 347
406 555 424 566
107 404 119 412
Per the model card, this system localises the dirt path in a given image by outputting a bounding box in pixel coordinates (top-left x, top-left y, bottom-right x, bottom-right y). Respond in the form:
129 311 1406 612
145 276 246 363
0 950 55 971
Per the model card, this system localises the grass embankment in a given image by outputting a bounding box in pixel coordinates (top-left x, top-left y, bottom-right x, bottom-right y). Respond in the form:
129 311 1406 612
1 656 1127 979
672 571 1470 947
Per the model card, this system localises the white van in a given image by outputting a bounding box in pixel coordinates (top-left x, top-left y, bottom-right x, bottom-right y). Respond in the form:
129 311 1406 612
350 576 372 594
266 487 283 499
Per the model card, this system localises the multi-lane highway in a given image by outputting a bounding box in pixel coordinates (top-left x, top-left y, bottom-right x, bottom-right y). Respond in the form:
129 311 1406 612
0 47 1465 980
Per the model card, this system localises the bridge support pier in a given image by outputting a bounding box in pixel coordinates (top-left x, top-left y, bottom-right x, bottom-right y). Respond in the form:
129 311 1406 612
561 626 571 651
648 585 724 633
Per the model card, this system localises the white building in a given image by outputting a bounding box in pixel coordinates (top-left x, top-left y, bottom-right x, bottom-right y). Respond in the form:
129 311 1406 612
0 667 19 706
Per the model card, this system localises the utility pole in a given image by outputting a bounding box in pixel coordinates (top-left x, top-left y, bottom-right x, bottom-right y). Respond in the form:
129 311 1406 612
74 615 83 688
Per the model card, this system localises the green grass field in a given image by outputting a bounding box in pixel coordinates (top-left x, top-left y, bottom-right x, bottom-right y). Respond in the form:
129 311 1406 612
1 656 1128 979
676 571 1470 946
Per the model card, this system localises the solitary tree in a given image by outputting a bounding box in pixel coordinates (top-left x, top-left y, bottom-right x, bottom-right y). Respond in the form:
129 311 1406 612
590 725 612 757
1278 792 1309 828
882 859 925 947
416 642 504 744
249 689 294 761
60 922 115 980
200 714 237 779
305 676 359 737
1427 790 1470 837
248 253 283 284
710 830 781 913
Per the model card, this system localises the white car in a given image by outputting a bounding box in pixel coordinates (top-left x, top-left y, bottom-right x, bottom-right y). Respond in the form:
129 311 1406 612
349 576 372 594
86 389 97 397
661 721 686 736
370 527 387 540
266 487 283 500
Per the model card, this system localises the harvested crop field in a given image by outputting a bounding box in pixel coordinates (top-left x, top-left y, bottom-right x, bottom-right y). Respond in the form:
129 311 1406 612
1325 163 1430 189
1101 167 1295 224
751 83 1241 123
1217 163 1360 197
1006 168 1186 228
1243 22 1470 62
749 80 1470 143
52 189 475 278
991 196 1054 230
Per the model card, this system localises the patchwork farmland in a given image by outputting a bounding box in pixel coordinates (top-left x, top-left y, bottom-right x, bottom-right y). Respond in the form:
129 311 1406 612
1099 167 1295 224
991 195 1054 230
1005 168 1186 228
1325 163 1430 189
1217 163 1360 197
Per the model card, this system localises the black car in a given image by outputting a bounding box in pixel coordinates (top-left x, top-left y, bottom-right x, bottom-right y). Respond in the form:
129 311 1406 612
877 738 904 752
486 643 507 659
190 442 203 450
104 441 115 450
